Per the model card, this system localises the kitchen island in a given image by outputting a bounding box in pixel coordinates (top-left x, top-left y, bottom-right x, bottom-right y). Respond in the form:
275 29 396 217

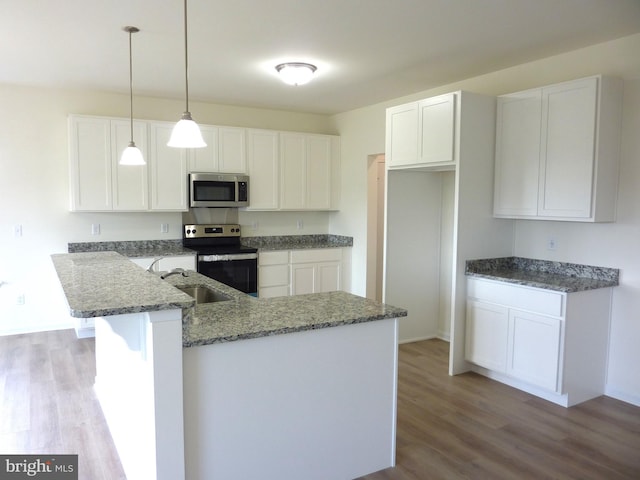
51 251 407 480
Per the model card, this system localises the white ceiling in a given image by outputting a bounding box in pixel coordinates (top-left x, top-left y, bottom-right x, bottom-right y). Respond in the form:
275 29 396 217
2 0 640 115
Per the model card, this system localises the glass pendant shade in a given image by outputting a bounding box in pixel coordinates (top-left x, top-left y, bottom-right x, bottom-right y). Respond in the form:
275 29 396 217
120 142 146 165
120 26 145 165
169 0 206 149
168 113 207 148
276 63 317 86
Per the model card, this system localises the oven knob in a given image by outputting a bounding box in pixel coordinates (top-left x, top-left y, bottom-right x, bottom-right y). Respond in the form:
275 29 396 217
192 228 197 234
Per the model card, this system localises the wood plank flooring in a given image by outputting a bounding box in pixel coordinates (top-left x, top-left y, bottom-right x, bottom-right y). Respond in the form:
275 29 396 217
359 339 640 480
0 329 125 480
1 331 638 479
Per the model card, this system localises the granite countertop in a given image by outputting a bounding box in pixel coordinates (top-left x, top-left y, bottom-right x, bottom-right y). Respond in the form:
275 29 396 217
465 257 619 293
51 252 195 317
241 234 353 251
51 251 406 347
68 239 195 258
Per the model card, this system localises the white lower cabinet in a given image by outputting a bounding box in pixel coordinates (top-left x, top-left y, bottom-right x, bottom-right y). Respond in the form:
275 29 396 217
258 248 346 298
258 251 290 299
290 249 342 295
465 277 611 407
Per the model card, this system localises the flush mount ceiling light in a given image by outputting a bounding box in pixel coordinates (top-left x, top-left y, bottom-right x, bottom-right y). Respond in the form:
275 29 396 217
120 26 145 166
275 62 317 86
168 0 206 148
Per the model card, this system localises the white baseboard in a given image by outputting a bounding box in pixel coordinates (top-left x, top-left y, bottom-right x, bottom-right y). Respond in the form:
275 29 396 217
605 385 640 407
398 334 438 344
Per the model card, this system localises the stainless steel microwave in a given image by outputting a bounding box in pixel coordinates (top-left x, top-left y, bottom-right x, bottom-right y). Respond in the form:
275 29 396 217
189 173 249 207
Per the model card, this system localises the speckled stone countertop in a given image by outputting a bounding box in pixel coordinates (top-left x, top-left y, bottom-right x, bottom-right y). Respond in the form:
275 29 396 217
68 239 195 258
241 234 353 251
465 257 619 293
51 252 195 317
52 251 406 346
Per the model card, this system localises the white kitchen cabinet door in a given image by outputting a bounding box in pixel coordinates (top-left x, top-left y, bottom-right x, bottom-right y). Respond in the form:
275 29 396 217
149 122 188 211
465 299 509 372
188 125 219 172
506 309 562 392
316 261 341 293
290 263 316 295
247 129 279 209
538 78 597 218
111 120 149 211
305 135 332 210
280 133 306 209
418 93 456 165
218 127 246 173
69 116 112 211
280 133 334 210
493 90 542 217
385 102 419 168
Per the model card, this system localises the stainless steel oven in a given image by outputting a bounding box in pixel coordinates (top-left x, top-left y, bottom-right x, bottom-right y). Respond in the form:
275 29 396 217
183 224 257 296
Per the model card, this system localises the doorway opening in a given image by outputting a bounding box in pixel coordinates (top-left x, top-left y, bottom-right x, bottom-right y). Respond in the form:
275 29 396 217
366 154 385 302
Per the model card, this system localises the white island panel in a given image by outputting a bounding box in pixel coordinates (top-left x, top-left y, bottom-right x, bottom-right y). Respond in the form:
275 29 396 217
183 317 399 480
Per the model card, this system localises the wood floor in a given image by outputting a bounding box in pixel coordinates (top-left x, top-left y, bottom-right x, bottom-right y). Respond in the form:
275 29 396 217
1 331 639 480
0 329 126 479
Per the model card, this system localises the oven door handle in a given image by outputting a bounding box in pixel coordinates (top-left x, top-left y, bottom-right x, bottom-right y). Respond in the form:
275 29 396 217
199 253 258 262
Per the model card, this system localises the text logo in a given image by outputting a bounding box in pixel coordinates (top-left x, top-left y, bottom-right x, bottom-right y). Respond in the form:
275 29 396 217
0 455 78 480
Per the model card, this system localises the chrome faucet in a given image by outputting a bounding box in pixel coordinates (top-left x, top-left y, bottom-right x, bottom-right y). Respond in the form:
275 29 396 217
147 257 164 273
160 268 189 280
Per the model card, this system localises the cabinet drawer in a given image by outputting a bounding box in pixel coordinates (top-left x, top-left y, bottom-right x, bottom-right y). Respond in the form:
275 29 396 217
290 248 342 264
467 278 564 317
259 264 289 287
259 285 290 299
258 250 289 266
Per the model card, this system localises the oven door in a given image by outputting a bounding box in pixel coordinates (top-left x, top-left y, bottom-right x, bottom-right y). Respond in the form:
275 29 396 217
197 253 258 296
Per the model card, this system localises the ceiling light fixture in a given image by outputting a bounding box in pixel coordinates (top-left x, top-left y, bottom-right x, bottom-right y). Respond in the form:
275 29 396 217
120 26 145 166
168 0 206 148
275 62 317 86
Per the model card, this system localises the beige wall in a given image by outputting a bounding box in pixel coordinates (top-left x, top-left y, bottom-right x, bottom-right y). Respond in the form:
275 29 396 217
331 33 640 405
0 86 335 334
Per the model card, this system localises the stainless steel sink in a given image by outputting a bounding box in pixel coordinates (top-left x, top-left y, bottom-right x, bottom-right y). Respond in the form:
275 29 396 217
175 285 232 304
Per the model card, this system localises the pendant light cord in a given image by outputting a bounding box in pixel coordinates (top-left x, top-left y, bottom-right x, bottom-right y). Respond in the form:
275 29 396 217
183 0 190 114
128 28 134 143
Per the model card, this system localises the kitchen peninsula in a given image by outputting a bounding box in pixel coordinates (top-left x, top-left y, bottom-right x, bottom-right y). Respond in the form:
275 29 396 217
51 251 406 480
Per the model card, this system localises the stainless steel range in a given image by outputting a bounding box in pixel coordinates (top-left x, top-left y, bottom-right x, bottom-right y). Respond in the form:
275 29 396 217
183 224 258 296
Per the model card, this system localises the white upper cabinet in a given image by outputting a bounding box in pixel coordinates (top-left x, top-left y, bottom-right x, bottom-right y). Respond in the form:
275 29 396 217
70 115 339 212
385 102 418 168
111 120 149 211
187 125 219 173
418 93 456 165
386 93 456 169
218 127 247 173
69 116 112 211
187 126 247 174
149 122 188 211
246 129 279 210
69 115 148 212
494 75 623 222
280 133 338 210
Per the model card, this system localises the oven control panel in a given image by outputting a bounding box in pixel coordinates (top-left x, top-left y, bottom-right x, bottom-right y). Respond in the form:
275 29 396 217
183 224 241 239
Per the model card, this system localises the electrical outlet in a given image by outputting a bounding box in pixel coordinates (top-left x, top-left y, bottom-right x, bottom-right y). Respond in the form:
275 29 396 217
297 219 303 230
547 235 557 251
13 224 22 237
91 223 100 235
16 294 25 305
160 223 169 233
251 221 259 231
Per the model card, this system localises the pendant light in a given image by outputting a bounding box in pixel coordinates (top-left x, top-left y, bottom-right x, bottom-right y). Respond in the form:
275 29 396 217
168 0 206 148
120 26 145 165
